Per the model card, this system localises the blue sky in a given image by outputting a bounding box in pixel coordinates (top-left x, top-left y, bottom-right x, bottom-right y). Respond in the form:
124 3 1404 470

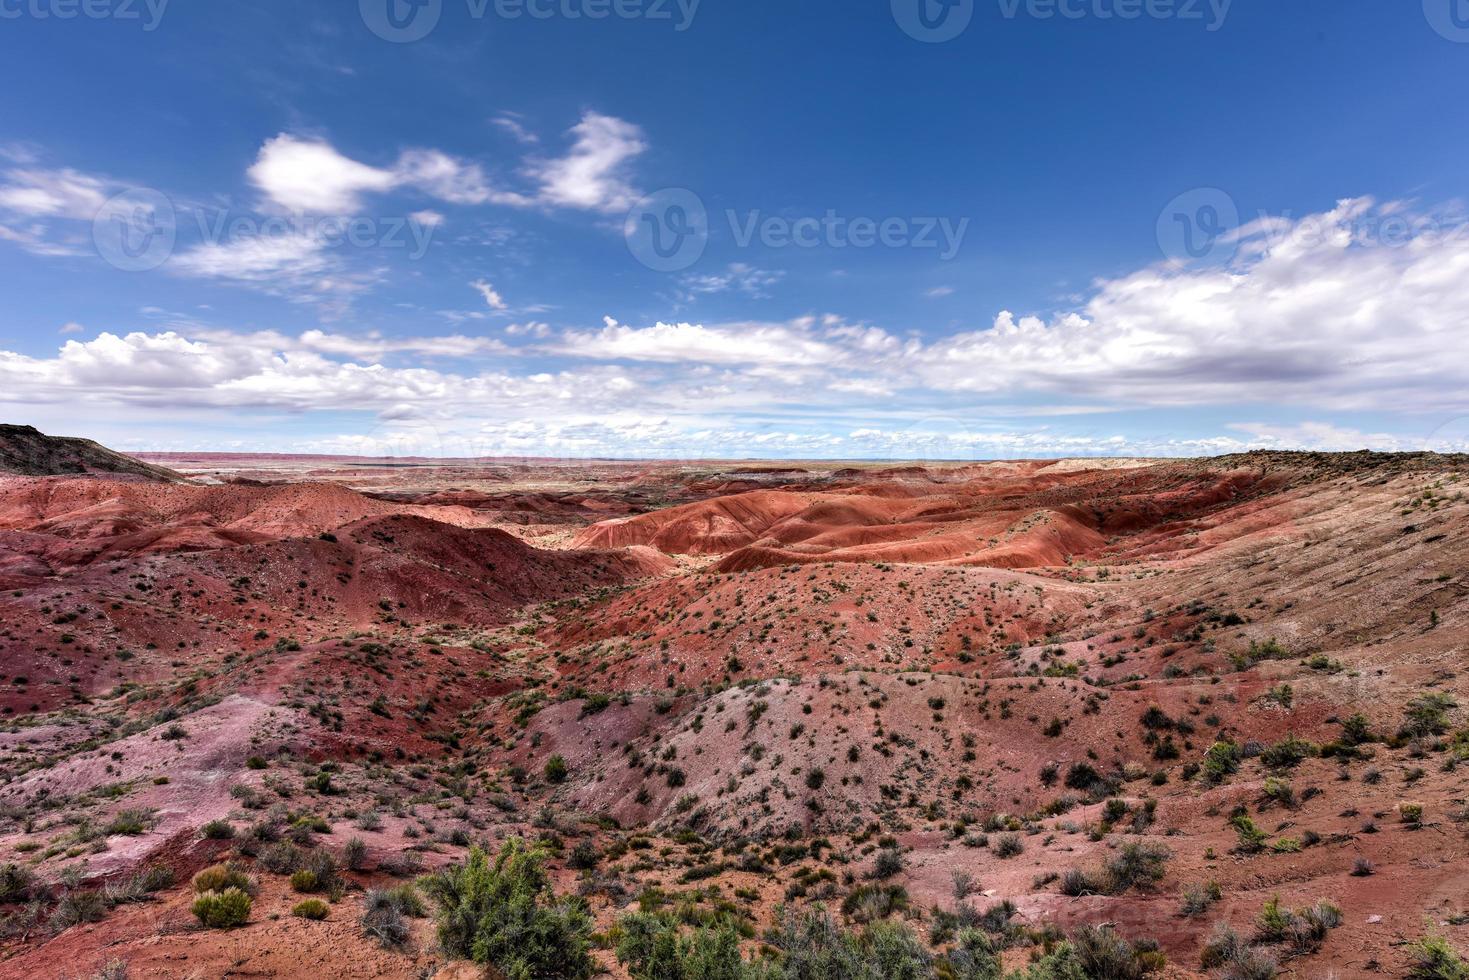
1 0 1467 459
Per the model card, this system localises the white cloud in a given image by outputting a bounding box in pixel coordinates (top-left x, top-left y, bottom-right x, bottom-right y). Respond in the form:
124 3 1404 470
58 322 84 335
394 148 531 207
0 167 110 218
926 286 955 298
492 113 539 145
506 321 550 338
471 279 508 310
7 198 1469 459
680 263 785 299
409 209 444 227
910 198 1469 412
247 135 397 214
527 112 647 213
560 318 847 368
297 329 505 359
1225 421 1411 452
170 230 329 281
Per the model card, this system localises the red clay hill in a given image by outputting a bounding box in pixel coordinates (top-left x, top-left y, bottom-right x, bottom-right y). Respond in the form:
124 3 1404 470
0 447 1466 979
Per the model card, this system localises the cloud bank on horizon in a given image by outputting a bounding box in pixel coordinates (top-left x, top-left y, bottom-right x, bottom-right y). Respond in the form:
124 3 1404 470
0 2 1466 459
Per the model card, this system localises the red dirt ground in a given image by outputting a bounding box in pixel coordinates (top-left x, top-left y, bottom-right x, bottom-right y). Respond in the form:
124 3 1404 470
1 451 1467 978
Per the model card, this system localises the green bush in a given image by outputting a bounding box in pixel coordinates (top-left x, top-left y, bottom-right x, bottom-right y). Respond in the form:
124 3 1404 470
192 887 252 928
769 907 930 980
201 819 234 840
544 755 568 784
193 863 253 895
1200 741 1241 784
615 912 757 980
0 864 35 902
292 899 329 920
1406 935 1469 980
421 838 594 978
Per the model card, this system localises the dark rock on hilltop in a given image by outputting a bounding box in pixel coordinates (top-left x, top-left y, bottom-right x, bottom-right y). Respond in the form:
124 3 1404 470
0 424 185 481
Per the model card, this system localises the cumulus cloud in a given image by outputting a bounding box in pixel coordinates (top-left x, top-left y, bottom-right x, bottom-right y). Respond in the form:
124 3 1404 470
247 135 397 214
5 198 1469 458
527 112 647 213
247 135 533 214
560 317 850 368
910 198 1469 412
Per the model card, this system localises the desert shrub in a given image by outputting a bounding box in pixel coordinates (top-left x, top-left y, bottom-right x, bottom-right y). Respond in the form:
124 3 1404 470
568 839 601 871
200 820 234 840
864 919 933 979
870 847 904 878
344 837 368 871
1201 741 1241 784
192 863 253 895
1340 713 1375 746
0 864 35 903
942 928 1002 980
421 838 594 978
191 887 251 929
51 889 109 929
292 898 329 920
1231 814 1268 853
290 869 320 893
544 755 568 784
1260 735 1316 770
768 907 929 979
362 887 422 950
841 883 908 922
615 912 757 980
1405 935 1469 980
1180 880 1222 916
1402 693 1458 740
993 833 1024 859
1254 896 1342 954
1103 842 1170 893
260 841 302 874
1260 777 1297 809
105 809 153 836
1070 925 1163 978
1060 867 1098 897
1212 944 1279 980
